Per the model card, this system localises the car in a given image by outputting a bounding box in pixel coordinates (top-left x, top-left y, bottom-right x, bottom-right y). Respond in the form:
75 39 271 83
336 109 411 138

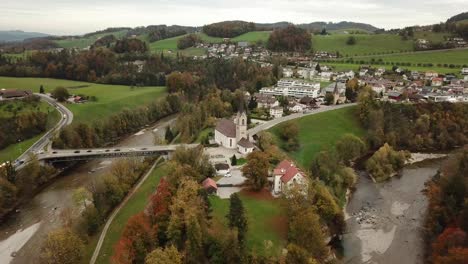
105 149 110 152
63 114 66 119
74 150 80 153
141 148 147 150
87 150 92 153
52 151 57 154
114 149 120 152
225 172 232 178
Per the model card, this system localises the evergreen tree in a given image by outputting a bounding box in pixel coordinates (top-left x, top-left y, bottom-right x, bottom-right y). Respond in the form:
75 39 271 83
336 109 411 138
39 85 45 94
165 126 174 143
226 193 248 247
231 155 237 166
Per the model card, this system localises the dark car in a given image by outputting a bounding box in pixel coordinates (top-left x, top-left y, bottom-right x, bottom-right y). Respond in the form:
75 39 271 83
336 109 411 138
141 148 147 150
114 149 120 152
105 149 110 152
87 150 92 153
74 150 80 153
52 151 57 154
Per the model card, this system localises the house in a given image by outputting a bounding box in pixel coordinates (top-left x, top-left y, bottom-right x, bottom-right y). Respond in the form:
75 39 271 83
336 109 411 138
387 91 403 101
237 138 255 154
359 69 368 77
282 68 294 78
202 178 218 195
320 71 333 81
461 68 468 75
272 160 306 195
214 111 250 150
299 96 317 107
425 71 438 80
215 163 230 176
0 89 32 100
432 77 443 87
254 93 279 109
269 106 283 119
323 82 346 104
288 102 306 113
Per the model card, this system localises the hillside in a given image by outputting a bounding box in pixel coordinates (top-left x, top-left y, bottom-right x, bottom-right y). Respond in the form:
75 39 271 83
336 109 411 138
0 30 49 42
256 21 379 32
446 11 468 23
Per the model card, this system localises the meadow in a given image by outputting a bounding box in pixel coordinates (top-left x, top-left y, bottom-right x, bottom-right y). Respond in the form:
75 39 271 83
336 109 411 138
269 106 365 168
0 77 167 124
54 30 129 49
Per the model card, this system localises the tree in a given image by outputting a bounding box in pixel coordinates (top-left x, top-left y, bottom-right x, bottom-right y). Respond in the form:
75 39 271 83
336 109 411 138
51 86 70 102
177 34 201 50
39 85 45 94
346 36 356 45
242 151 269 191
41 228 84 264
320 28 327 35
145 245 183 264
226 193 248 246
289 210 327 260
231 154 237 166
165 126 174 143
324 93 335 105
335 134 366 165
365 143 409 182
285 243 319 264
279 121 300 151
267 25 312 52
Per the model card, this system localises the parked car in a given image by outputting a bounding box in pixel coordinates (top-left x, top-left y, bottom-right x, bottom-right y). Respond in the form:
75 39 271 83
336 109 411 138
74 150 80 153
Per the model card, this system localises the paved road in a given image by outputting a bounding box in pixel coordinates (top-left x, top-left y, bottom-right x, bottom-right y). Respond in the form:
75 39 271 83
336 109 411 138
14 94 73 170
248 103 357 136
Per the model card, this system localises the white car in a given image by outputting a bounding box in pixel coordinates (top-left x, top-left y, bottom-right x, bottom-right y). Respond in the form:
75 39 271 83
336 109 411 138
225 172 232 178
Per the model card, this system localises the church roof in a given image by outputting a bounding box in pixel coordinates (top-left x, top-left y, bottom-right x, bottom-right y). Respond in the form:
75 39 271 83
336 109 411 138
238 138 254 148
215 119 236 138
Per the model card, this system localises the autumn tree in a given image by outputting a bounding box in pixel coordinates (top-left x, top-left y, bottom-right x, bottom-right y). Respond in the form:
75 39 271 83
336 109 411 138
242 151 269 191
226 193 248 247
145 245 183 264
267 25 312 52
366 143 409 182
335 134 366 165
51 86 70 102
41 228 84 264
279 121 300 151
146 179 172 245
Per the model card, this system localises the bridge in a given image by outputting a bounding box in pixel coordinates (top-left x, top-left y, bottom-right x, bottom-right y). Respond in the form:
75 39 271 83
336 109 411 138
36 144 200 162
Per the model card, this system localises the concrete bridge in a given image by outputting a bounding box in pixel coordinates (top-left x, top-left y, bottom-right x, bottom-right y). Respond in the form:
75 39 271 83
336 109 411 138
36 144 200 162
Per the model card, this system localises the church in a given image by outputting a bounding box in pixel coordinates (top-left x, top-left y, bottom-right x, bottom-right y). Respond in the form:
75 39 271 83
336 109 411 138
214 111 255 154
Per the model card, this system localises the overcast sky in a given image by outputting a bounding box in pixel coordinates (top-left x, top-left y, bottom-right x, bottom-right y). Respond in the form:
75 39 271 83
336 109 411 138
0 0 465 35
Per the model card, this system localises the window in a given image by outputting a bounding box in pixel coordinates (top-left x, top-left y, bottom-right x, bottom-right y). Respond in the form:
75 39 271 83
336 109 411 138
230 139 232 147
242 119 245 126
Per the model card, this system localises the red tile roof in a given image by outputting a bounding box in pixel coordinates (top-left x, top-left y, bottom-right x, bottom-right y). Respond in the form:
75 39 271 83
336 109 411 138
202 178 217 190
273 160 294 176
273 160 304 183
281 166 301 183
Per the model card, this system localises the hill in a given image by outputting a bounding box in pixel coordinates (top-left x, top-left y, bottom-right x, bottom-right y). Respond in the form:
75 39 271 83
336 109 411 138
0 30 49 42
446 11 468 23
256 21 380 32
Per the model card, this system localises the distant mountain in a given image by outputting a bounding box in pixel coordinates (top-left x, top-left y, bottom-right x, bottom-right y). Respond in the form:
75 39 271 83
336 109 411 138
0 30 49 42
256 21 380 32
446 12 468 23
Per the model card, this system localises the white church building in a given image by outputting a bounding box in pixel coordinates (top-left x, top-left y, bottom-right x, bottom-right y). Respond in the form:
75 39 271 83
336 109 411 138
214 111 254 154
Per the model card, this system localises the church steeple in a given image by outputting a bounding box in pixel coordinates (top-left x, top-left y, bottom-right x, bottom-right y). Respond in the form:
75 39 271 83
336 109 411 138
235 110 248 142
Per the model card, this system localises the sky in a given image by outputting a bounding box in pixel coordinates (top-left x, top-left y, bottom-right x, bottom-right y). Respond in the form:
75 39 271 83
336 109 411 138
0 0 465 35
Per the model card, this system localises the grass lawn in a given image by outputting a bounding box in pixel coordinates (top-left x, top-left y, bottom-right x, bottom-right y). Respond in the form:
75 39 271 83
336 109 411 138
55 30 129 49
93 163 169 264
313 33 414 56
0 100 61 163
195 127 213 143
352 48 468 66
0 77 167 124
269 106 365 168
209 191 286 256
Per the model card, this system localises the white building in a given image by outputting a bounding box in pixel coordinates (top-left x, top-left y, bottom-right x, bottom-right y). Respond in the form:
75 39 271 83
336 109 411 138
288 103 306 113
272 160 307 195
282 68 294 78
269 106 283 119
260 79 320 98
320 71 333 81
214 111 250 150
461 68 468 75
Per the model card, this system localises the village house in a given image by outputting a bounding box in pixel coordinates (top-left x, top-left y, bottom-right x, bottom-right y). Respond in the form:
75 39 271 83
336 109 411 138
254 93 279 109
461 68 468 75
0 89 32 100
282 68 294 78
431 77 443 87
425 71 439 80
288 102 306 113
272 160 307 195
269 106 283 119
202 178 218 195
214 111 253 154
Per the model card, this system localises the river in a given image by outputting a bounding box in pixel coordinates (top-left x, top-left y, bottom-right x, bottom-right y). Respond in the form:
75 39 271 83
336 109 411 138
0 116 175 264
342 158 444 264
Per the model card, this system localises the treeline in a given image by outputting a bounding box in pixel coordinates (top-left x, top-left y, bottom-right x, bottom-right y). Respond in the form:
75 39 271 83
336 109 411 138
39 158 154 264
113 38 148 54
177 34 200 50
358 87 468 152
0 158 56 219
0 96 49 150
125 25 193 42
267 25 312 52
53 94 181 149
424 149 468 263
202 21 255 38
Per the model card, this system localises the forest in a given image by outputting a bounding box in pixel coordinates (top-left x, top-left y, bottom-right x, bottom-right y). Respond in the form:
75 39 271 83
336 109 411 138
202 21 256 38
266 25 312 52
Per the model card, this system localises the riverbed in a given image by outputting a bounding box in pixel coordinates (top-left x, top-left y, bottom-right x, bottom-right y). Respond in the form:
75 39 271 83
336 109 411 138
0 116 175 264
342 159 443 264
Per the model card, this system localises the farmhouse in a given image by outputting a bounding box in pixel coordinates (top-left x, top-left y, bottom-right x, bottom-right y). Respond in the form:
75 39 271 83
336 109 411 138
272 160 307 195
214 111 251 151
0 89 32 100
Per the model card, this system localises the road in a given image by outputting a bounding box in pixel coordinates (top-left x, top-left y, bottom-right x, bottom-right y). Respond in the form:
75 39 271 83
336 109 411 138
247 103 357 136
14 93 73 169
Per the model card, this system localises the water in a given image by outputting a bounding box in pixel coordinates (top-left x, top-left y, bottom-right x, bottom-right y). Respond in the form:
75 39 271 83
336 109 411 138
342 159 443 264
0 116 175 264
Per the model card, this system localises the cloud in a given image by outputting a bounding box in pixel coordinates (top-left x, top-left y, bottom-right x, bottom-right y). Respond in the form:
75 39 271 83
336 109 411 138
0 0 464 34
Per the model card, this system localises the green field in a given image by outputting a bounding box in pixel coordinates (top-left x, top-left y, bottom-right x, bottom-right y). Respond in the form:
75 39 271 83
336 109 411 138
413 31 453 43
324 62 462 75
0 100 61 163
92 163 169 264
313 33 414 56
210 193 285 256
55 30 129 49
0 77 167 123
270 106 365 168
351 48 468 66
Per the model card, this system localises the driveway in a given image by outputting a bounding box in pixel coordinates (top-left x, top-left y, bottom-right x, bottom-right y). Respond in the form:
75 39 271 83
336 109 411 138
217 167 245 185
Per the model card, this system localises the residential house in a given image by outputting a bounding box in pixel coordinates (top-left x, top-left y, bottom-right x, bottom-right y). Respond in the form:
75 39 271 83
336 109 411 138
269 106 283 119
272 160 307 195
282 68 294 78
461 68 468 75
202 178 218 195
288 102 306 113
254 93 279 109
425 71 438 80
0 89 32 100
215 163 230 176
432 77 443 87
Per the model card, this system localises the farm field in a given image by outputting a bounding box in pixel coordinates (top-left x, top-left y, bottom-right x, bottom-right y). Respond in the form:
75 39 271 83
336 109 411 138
92 163 169 264
54 30 129 49
0 77 167 123
312 33 414 56
210 190 286 257
269 106 365 168
0 101 61 163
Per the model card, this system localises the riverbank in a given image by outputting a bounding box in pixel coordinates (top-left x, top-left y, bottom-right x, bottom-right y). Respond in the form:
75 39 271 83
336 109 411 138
342 158 445 263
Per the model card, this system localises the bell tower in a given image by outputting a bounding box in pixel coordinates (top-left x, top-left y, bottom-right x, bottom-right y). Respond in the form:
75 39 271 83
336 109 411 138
236 110 248 142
